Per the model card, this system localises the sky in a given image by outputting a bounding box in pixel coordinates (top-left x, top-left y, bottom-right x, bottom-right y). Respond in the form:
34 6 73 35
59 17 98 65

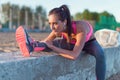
0 0 120 22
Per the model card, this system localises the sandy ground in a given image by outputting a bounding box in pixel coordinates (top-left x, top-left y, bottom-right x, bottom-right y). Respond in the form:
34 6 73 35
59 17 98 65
0 32 49 53
0 32 120 80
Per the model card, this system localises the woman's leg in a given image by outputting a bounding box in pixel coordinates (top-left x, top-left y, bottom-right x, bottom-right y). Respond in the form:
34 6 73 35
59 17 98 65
16 26 50 56
83 39 106 80
16 26 35 56
33 38 74 52
16 26 74 56
52 39 74 50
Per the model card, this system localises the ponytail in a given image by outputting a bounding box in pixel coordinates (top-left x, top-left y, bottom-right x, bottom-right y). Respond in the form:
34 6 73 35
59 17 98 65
59 5 72 37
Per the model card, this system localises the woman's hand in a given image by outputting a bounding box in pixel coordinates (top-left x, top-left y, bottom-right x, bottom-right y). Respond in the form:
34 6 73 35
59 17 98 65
45 41 54 49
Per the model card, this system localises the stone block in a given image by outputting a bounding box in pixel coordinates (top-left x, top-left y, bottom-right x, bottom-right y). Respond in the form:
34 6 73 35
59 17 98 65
95 29 120 47
0 46 120 80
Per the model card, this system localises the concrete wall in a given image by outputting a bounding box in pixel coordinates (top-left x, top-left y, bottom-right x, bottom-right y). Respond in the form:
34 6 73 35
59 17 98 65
0 46 120 80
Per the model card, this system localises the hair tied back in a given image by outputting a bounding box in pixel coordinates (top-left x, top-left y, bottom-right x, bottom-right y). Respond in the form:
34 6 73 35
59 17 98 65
59 7 64 11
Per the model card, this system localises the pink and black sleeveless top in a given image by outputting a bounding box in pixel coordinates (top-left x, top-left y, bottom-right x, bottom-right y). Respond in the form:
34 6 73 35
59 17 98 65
62 21 93 44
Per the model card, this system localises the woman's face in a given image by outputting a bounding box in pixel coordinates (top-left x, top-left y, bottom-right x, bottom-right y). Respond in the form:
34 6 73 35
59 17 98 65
48 14 65 34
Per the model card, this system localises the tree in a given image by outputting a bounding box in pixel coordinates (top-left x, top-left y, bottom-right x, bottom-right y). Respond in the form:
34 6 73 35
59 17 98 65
74 12 82 20
2 3 20 29
2 3 11 24
20 6 32 28
11 4 20 28
82 9 90 20
35 6 47 30
1 3 47 30
100 11 112 17
89 12 99 21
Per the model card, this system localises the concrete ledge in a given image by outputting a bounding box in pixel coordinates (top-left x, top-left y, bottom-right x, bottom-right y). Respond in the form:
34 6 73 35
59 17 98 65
0 46 120 80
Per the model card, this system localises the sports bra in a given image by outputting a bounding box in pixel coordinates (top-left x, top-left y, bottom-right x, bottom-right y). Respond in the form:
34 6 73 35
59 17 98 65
62 21 93 44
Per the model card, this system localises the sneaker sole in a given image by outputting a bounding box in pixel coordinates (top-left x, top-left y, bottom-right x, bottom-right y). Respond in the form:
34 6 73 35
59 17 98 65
16 26 30 57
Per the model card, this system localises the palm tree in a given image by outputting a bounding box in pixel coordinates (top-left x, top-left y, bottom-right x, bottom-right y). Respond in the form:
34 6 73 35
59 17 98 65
35 6 46 30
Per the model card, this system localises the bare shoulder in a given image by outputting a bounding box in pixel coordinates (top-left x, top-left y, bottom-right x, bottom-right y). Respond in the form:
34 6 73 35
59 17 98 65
75 21 89 34
76 21 89 28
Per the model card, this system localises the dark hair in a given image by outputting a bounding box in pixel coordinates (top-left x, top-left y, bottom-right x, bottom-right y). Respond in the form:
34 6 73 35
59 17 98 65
48 5 72 37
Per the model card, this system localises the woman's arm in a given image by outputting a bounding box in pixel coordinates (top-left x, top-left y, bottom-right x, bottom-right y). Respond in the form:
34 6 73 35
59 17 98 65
46 21 88 60
42 31 56 42
46 31 86 60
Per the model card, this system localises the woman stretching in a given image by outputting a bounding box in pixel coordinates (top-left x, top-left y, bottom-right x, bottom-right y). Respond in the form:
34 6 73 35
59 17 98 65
16 5 106 80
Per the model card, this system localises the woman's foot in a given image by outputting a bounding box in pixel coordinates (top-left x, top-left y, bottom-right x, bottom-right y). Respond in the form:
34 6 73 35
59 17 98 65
16 26 33 57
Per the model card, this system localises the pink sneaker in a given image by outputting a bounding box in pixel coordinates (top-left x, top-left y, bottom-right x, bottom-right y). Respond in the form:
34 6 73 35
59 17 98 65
16 26 33 57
